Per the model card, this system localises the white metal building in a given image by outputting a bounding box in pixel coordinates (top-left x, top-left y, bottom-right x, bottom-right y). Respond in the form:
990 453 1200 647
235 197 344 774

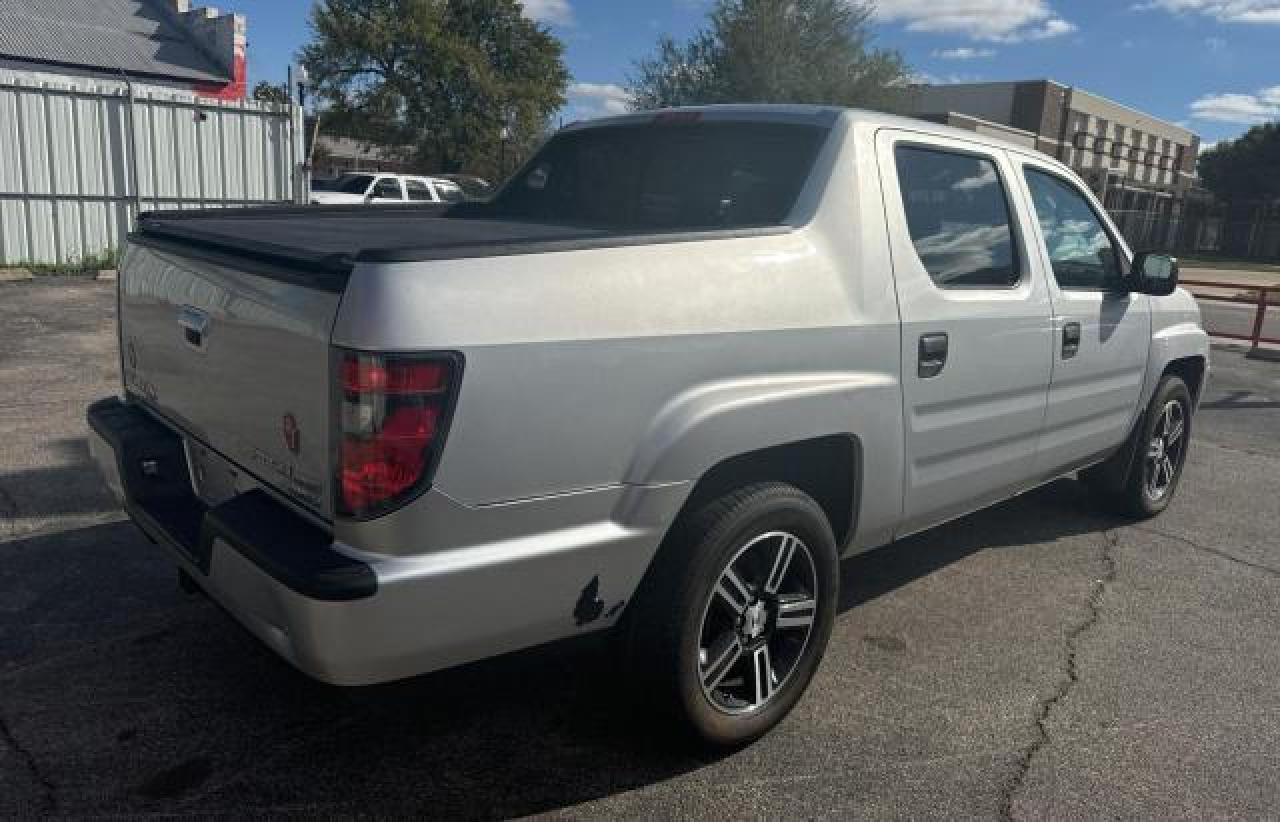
0 0 299 266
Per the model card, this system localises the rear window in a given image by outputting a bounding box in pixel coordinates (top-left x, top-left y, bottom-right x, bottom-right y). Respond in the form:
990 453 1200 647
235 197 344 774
489 121 828 231
334 174 375 194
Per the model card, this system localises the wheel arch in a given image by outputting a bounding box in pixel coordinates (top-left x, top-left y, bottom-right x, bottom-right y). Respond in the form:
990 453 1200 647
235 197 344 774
664 434 862 553
1162 354 1207 407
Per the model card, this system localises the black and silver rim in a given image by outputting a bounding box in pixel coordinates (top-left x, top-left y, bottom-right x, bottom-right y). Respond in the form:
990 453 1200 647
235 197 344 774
1145 399 1187 501
697 531 818 716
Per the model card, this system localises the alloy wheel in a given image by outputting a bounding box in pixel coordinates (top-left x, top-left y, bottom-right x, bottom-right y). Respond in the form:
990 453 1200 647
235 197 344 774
696 531 818 715
1145 399 1187 501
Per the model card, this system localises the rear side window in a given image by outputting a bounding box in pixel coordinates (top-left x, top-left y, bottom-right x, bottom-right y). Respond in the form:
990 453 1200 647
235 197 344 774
894 145 1020 288
491 121 828 231
1022 168 1124 291
405 179 434 201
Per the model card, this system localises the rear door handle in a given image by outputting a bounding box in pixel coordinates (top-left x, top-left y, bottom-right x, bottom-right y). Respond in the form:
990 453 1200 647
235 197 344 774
1062 322 1081 359
918 332 948 378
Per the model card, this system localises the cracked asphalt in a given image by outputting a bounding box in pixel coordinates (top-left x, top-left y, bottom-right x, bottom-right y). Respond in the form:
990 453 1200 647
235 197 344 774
3 279 1280 819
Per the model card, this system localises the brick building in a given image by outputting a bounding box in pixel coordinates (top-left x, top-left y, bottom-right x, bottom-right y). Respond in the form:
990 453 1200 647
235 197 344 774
909 80 1201 230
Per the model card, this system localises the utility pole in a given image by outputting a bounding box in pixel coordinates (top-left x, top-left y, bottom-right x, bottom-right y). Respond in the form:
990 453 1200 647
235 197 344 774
288 65 309 204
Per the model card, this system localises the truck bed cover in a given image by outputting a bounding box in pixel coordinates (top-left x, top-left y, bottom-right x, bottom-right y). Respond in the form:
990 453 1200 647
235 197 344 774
133 204 789 289
135 205 614 274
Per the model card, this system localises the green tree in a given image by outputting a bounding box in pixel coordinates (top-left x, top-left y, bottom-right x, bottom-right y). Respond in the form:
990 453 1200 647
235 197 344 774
301 0 569 178
251 81 290 104
630 0 911 112
1198 123 1280 204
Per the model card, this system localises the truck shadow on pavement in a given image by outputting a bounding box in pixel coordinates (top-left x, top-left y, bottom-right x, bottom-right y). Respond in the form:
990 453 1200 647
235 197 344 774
0 478 1119 817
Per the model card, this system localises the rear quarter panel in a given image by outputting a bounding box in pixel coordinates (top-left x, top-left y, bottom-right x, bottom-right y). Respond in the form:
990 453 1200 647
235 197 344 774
331 114 907 556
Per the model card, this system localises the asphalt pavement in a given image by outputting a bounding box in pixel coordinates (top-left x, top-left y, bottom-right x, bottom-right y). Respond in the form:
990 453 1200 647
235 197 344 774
1199 300 1280 346
2 280 1279 819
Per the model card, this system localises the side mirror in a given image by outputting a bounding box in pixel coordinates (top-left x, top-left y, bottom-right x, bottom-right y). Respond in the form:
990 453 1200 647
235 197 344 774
1131 251 1179 297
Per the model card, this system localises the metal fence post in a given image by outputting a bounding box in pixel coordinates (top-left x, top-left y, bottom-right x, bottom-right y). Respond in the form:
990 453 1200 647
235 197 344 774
1250 288 1269 353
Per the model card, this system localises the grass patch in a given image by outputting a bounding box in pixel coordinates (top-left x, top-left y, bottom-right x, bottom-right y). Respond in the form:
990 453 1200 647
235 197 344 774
2 248 120 277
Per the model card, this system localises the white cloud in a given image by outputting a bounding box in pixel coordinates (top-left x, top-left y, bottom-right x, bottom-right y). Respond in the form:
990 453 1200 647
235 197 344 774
874 0 1076 42
933 47 998 59
909 71 985 85
1134 1 1280 23
522 0 573 25
566 82 631 120
1188 87 1280 123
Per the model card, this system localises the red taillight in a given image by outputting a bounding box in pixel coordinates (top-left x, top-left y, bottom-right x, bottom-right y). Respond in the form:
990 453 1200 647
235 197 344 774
337 352 458 518
341 358 449 395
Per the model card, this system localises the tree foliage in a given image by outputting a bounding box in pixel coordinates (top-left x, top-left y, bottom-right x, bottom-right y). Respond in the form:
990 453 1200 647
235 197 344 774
630 0 912 112
1198 123 1280 204
251 81 290 104
300 0 569 177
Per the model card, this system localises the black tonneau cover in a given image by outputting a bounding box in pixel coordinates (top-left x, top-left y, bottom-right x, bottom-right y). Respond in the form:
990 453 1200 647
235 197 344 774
132 203 790 286
135 204 616 275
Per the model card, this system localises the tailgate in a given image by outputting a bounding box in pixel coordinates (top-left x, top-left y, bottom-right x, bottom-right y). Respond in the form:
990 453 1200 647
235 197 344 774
119 241 342 519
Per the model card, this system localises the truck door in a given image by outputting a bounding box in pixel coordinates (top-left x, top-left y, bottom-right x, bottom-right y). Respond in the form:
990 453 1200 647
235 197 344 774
1013 156 1151 475
877 130 1055 536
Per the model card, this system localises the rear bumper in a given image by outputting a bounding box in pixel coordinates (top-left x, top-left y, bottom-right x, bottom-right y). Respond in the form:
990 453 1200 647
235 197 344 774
87 397 677 685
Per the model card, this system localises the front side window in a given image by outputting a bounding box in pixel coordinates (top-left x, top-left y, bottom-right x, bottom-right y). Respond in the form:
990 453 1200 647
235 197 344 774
405 179 434 202
1023 168 1124 290
894 145 1020 288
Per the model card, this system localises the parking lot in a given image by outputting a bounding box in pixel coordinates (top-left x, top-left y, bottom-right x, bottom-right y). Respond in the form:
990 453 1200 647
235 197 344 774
2 279 1279 818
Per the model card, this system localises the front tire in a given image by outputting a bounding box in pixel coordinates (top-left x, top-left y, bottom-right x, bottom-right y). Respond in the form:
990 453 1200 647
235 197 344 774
1084 375 1192 518
628 483 839 748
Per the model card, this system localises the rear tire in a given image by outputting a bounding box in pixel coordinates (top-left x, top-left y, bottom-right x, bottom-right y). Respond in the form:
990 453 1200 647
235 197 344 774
627 483 839 748
1083 375 1192 518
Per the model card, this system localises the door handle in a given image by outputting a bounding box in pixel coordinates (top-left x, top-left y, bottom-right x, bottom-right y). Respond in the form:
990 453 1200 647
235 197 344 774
1062 322 1081 359
178 305 210 349
918 332 949 378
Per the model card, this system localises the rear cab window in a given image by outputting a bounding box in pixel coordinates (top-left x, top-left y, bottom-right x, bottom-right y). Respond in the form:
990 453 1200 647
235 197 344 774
893 145 1021 288
487 120 829 231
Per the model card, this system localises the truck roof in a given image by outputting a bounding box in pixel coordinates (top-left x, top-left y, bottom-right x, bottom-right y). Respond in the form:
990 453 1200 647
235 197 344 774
565 103 1052 164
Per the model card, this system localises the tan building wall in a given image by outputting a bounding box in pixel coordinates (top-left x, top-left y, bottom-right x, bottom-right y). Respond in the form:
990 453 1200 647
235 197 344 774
908 80 1200 202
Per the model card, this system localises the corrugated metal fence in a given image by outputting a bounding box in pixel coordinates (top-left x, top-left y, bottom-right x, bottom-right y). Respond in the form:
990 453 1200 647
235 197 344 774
0 68 296 266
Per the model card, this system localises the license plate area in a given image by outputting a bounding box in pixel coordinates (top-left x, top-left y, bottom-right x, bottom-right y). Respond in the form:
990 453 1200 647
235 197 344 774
186 440 250 508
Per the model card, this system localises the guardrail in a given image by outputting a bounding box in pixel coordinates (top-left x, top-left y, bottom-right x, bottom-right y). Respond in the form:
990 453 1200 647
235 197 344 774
1181 278 1279 351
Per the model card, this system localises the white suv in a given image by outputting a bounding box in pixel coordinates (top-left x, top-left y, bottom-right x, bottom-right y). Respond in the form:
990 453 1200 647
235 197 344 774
310 172 468 205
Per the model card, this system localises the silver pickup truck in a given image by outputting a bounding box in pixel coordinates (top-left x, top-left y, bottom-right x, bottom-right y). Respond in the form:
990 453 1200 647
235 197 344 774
88 105 1208 746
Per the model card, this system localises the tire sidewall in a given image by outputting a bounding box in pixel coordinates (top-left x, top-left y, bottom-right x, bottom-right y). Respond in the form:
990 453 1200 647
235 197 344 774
1131 376 1192 516
670 488 839 747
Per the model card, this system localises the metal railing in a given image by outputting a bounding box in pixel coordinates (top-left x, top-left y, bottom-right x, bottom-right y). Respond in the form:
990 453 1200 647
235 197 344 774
1181 278 1280 351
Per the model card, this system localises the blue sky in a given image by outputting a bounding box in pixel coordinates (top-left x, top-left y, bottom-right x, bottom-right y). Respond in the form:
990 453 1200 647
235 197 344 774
240 0 1280 145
